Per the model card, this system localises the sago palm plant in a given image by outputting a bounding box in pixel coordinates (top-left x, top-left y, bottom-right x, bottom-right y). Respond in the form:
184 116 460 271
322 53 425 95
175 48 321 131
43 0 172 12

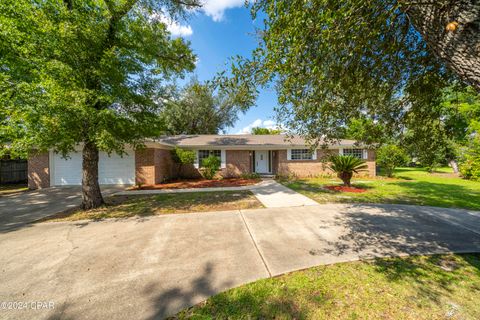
329 155 368 187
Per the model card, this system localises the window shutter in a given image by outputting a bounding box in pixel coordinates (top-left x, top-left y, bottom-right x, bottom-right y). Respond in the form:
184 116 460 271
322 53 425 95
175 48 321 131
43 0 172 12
312 149 317 160
220 150 226 169
194 150 199 168
287 149 292 160
363 149 368 160
339 148 344 156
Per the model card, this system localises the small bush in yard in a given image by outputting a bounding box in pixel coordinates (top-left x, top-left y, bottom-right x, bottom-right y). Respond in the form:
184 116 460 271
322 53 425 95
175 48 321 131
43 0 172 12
459 139 480 181
240 173 261 179
460 159 480 180
171 147 196 178
171 147 196 165
377 144 410 177
329 155 368 186
201 155 221 180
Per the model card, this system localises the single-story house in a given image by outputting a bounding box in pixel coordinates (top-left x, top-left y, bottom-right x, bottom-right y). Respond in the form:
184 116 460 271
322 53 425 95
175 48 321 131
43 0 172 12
28 134 376 189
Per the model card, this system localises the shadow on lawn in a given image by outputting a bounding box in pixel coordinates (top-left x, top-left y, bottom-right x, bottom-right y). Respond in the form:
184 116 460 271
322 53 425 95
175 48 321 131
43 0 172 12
39 191 258 222
155 262 308 320
162 265 308 320
372 254 480 304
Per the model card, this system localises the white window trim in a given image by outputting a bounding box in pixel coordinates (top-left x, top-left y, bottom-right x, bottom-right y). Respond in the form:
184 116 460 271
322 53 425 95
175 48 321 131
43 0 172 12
194 149 226 169
340 148 367 160
221 150 226 169
287 148 317 161
194 150 199 169
49 150 55 187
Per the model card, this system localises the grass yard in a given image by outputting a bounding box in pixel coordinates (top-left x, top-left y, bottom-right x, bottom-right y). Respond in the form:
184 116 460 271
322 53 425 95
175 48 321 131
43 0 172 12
0 183 28 195
280 167 480 210
41 191 263 222
175 254 480 320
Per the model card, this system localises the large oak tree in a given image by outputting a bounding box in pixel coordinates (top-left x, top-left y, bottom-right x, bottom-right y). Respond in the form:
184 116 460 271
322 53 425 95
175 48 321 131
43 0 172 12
0 0 199 208
161 78 254 134
234 0 480 144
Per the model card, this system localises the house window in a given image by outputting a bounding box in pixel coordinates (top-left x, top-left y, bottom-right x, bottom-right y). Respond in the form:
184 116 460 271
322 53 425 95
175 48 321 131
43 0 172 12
291 149 313 160
198 150 221 167
343 149 364 159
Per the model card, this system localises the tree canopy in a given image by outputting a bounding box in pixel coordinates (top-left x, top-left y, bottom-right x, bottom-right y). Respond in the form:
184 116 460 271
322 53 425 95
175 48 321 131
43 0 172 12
232 0 480 145
251 127 281 135
1 0 198 155
161 79 250 134
0 0 199 208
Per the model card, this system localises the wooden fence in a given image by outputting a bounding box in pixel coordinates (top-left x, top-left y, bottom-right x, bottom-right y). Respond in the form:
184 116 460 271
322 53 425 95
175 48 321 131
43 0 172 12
0 159 27 184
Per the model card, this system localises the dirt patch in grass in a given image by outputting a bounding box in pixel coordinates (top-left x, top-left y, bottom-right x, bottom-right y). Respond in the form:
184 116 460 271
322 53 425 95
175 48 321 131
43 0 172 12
131 178 260 190
39 191 263 222
324 185 367 193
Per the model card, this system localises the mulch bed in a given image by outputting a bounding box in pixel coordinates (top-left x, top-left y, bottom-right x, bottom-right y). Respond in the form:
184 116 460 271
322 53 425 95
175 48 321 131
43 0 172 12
131 178 261 190
324 185 367 193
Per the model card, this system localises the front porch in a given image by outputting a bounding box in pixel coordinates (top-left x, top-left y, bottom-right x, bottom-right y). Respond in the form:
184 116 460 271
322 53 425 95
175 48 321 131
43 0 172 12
250 150 279 175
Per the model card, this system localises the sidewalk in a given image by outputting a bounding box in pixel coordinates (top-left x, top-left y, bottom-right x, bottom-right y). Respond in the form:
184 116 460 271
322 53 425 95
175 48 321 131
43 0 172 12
250 179 319 207
117 179 319 208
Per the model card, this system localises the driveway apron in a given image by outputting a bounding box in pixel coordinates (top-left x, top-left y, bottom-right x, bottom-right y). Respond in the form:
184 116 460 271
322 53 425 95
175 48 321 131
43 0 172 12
1 203 480 319
0 186 123 232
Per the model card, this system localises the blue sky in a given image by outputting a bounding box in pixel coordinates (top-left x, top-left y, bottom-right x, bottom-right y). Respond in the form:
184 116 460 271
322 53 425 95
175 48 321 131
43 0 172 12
166 2 277 134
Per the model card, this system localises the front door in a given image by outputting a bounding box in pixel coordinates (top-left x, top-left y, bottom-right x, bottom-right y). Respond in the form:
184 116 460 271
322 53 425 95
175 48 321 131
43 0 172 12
255 151 269 173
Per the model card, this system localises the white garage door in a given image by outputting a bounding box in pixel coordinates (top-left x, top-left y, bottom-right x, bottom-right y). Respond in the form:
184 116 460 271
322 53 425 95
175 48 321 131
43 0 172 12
52 150 135 186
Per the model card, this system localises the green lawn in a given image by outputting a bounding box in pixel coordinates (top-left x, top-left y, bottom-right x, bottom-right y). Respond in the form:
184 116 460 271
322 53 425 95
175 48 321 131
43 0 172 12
41 191 263 222
176 254 480 320
280 167 480 210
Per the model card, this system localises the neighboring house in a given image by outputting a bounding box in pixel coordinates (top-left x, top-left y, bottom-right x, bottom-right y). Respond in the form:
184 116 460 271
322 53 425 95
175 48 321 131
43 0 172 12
28 135 376 189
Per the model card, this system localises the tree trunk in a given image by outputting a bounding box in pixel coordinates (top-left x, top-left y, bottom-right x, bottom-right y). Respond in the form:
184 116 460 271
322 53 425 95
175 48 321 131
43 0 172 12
338 172 353 187
82 141 104 210
449 159 459 173
403 0 480 91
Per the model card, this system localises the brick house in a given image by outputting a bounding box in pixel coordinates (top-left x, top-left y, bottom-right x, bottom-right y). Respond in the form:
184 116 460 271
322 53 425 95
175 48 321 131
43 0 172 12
28 134 376 189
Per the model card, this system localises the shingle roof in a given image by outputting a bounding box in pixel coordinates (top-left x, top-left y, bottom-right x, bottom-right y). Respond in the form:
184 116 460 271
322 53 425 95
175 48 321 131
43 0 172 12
155 135 358 147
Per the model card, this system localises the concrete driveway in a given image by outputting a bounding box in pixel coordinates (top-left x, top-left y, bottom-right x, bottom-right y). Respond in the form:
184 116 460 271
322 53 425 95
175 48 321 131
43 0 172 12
1 203 480 319
0 186 125 232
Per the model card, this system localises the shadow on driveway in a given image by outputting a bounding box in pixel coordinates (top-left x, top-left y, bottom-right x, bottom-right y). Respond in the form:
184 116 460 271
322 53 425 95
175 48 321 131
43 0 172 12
0 186 125 233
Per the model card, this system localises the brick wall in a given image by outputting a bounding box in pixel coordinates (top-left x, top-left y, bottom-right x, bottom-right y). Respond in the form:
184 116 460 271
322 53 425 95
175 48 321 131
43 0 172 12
136 147 376 183
366 149 376 177
135 148 179 185
154 149 176 183
28 152 50 189
179 150 253 179
276 149 337 177
135 148 156 185
224 150 251 178
276 149 376 178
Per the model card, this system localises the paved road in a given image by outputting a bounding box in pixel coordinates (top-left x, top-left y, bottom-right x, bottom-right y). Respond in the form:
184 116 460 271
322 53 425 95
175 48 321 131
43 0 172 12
0 187 124 232
1 203 480 320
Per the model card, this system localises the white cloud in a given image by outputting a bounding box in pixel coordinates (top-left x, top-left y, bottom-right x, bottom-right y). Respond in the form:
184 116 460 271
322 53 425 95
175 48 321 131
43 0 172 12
201 0 245 22
237 118 279 134
160 15 193 37
149 12 193 37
